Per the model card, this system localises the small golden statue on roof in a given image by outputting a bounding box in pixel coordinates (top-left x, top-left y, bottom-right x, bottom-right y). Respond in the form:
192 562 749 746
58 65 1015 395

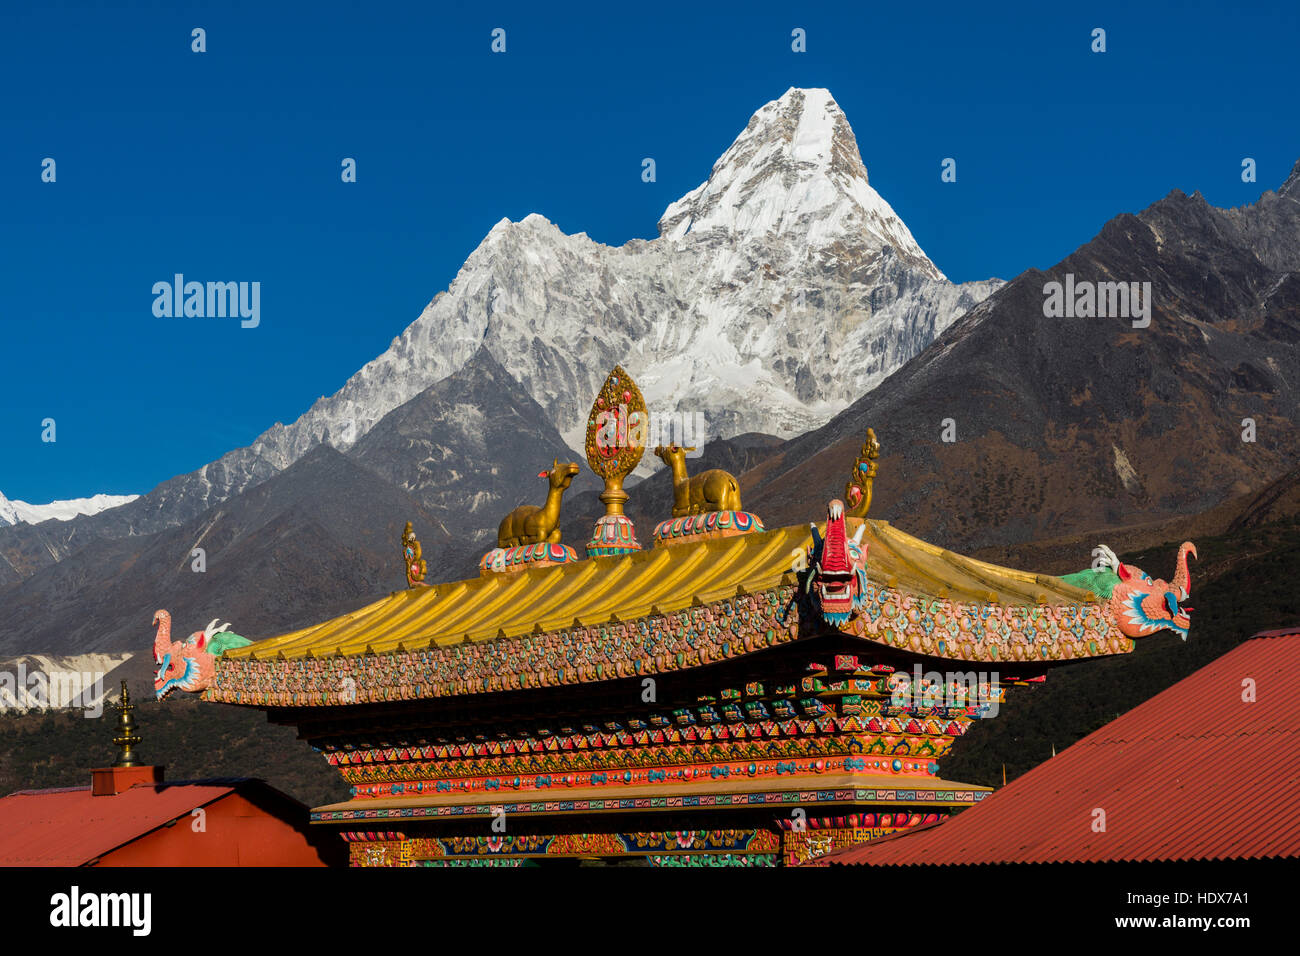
844 427 880 518
653 444 742 517
402 521 428 587
497 459 580 547
647 443 765 547
481 460 585 575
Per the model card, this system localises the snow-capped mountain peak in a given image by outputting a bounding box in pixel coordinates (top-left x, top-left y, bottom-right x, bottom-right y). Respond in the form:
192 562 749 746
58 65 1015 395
658 88 942 279
4 88 1001 537
0 491 139 527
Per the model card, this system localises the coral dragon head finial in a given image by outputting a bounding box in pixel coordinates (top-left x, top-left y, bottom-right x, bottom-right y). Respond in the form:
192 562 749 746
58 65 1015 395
1107 541 1197 641
152 610 252 700
1066 541 1198 642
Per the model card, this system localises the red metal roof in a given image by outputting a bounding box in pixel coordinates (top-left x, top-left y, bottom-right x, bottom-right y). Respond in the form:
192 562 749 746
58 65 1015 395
0 781 238 866
814 629 1300 865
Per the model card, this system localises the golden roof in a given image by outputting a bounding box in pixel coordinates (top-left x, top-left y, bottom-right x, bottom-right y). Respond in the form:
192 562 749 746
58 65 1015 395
227 519 1097 663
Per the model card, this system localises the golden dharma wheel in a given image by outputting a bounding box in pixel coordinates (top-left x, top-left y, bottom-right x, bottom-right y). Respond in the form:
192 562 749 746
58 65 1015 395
584 365 648 481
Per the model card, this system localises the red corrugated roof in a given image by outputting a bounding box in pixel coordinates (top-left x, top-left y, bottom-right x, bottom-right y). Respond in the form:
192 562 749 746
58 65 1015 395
815 629 1300 865
0 781 238 866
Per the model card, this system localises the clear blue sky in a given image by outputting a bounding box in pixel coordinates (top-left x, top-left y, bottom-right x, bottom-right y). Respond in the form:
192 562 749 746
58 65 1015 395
2 0 1296 501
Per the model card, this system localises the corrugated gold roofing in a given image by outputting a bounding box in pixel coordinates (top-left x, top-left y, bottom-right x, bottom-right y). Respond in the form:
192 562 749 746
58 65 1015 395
229 520 1096 663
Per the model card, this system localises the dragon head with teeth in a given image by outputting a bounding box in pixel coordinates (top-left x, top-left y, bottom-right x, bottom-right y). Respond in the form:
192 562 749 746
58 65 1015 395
1061 542 1198 641
805 499 870 626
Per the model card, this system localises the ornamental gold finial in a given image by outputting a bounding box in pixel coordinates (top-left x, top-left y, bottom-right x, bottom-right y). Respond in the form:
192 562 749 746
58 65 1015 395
112 680 143 768
584 366 646 556
585 365 647 517
844 427 880 518
402 521 428 587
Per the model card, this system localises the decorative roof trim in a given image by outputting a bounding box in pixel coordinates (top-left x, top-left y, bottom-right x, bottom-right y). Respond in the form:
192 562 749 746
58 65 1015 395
207 582 1129 708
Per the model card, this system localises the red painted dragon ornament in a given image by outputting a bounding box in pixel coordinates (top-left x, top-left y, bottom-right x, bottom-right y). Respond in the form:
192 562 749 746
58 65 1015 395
806 499 869 625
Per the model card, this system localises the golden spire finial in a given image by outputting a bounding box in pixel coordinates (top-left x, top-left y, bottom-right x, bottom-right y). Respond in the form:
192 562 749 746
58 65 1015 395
584 366 646 556
844 427 881 519
585 365 647 516
111 680 143 768
402 521 428 587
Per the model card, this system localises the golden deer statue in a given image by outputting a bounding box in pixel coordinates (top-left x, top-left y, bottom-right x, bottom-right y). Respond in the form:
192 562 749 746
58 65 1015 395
653 444 742 518
498 459 581 547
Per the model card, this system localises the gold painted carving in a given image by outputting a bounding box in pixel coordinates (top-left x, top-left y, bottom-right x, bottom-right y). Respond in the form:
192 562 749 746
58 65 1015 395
402 522 428 587
844 428 880 519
